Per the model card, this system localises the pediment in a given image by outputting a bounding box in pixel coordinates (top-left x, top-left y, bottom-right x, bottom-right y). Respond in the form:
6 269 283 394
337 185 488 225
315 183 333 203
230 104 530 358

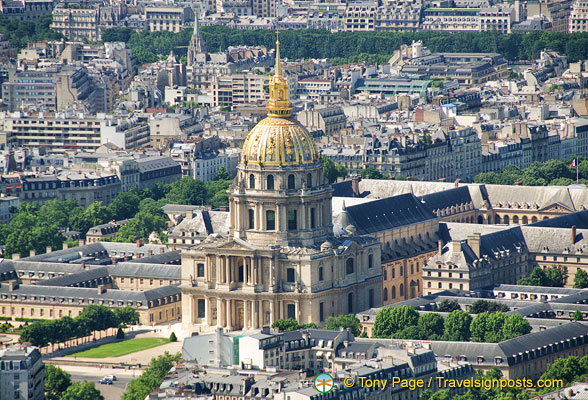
538 202 573 213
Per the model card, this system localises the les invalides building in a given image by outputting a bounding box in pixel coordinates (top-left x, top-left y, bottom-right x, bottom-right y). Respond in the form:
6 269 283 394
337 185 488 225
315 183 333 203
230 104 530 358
181 35 382 333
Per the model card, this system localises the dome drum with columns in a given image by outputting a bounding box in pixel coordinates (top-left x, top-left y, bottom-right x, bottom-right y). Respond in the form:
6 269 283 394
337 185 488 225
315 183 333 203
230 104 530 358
180 33 382 334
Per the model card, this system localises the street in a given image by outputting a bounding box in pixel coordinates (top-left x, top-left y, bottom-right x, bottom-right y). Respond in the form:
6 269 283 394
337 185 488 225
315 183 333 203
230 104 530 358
58 365 138 400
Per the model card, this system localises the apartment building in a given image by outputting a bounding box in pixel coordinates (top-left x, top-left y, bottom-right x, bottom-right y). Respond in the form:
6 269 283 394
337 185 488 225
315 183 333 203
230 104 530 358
2 66 101 112
296 106 347 135
0 346 44 400
0 112 103 153
569 0 588 32
51 4 100 41
251 0 275 18
374 0 422 32
211 73 268 107
193 150 239 181
0 0 54 20
344 2 376 31
307 3 346 31
145 7 194 32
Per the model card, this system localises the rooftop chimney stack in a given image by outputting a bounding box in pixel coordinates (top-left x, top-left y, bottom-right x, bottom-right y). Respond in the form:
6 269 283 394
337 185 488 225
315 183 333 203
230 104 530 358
467 233 482 258
572 225 577 245
136 240 142 248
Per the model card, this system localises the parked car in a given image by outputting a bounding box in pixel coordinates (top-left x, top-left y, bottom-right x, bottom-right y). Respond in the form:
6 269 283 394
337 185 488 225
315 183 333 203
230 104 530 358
104 375 117 381
99 378 113 385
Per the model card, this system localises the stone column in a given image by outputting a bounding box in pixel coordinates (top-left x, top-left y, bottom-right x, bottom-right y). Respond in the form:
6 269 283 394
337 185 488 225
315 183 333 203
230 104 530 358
206 298 212 325
278 300 283 319
249 257 254 285
269 300 274 325
187 295 194 324
276 205 281 231
226 299 231 329
244 300 250 329
295 300 299 321
254 301 260 328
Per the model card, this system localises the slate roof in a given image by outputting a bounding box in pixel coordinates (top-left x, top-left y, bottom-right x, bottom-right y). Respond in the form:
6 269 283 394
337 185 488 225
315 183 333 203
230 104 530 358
108 263 181 279
341 193 436 236
430 322 588 367
421 186 473 212
126 250 181 265
136 156 179 173
33 267 110 287
530 210 588 229
0 283 180 308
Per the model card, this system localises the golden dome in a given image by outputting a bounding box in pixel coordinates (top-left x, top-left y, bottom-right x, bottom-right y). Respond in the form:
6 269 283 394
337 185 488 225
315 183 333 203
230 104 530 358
241 32 319 166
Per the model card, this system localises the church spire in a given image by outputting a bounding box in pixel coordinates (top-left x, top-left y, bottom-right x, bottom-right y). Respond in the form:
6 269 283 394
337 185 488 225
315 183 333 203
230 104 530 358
266 30 291 118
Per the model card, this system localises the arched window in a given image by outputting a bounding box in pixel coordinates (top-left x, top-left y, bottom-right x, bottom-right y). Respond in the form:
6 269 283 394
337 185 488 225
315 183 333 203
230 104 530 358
307 173 312 188
522 216 528 224
368 254 373 269
532 216 538 223
504 215 510 225
238 265 244 282
383 288 388 301
391 286 396 299
383 269 387 280
267 175 274 190
249 174 255 189
346 258 354 275
478 216 484 224
513 215 519 224
495 215 501 224
288 174 295 190
399 283 404 297
266 210 275 230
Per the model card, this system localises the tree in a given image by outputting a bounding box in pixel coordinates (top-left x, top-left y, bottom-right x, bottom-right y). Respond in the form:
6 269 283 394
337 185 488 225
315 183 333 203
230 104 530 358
39 199 80 228
373 305 419 338
272 318 302 332
324 314 362 336
108 190 141 220
417 313 444 339
574 310 584 321
60 381 104 400
575 269 588 289
470 312 490 342
359 167 384 180
322 157 339 184
45 365 72 400
442 310 472 341
116 327 125 339
216 166 231 180
122 352 181 400
113 306 140 326
502 314 531 340
484 312 507 343
165 177 207 205
78 305 117 336
169 332 177 342
518 266 567 287
437 299 461 313
71 202 113 234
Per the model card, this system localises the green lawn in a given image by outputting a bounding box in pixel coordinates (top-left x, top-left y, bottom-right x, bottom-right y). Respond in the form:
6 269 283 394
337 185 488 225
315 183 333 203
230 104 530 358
67 338 170 358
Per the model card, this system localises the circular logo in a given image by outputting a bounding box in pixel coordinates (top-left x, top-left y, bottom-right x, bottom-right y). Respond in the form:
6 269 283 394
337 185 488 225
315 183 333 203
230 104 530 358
314 373 334 393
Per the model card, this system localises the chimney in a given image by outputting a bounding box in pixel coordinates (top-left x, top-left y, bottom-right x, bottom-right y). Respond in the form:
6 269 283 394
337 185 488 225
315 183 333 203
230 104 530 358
136 240 142 248
160 247 165 254
454 179 460 188
29 249 35 257
81 261 86 270
12 253 20 260
438 240 443 254
452 240 462 253
79 239 85 246
97 285 106 294
124 256 130 262
148 250 153 256
63 242 68 250
467 233 481 258
46 246 52 254
136 252 141 259
9 280 19 291
572 225 577 245
351 175 361 197
186 210 193 219
111 257 117 264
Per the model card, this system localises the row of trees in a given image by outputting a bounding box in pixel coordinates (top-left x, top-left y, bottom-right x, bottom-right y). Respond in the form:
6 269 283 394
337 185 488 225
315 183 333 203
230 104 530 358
101 27 588 66
474 158 588 187
271 314 363 336
20 305 139 349
0 173 233 258
517 266 567 287
0 15 62 49
539 355 588 394
373 306 530 342
422 368 530 400
122 352 181 400
46 365 104 400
